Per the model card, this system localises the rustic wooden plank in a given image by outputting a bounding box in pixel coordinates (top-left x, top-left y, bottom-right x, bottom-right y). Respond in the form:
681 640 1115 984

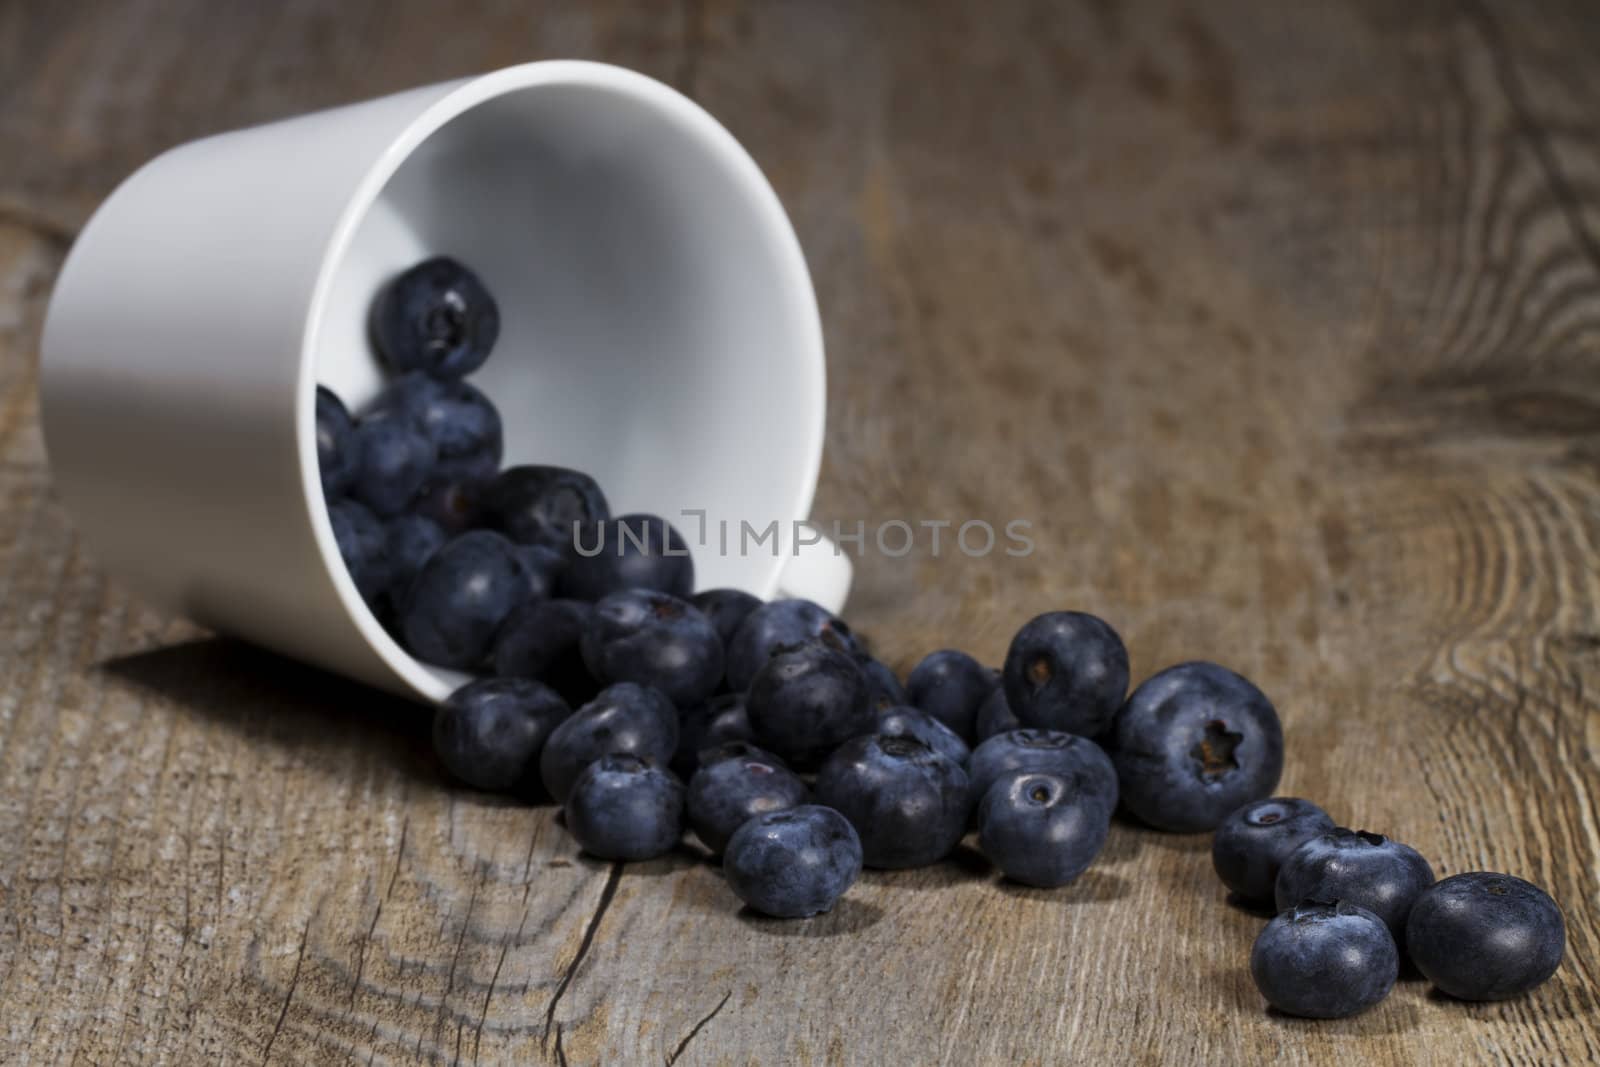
0 0 1597 1063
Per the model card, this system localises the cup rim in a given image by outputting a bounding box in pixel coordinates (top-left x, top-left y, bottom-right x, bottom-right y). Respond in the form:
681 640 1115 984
295 60 827 703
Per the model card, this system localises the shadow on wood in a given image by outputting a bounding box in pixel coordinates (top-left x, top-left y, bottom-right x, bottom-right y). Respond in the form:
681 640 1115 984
856 843 993 893
1095 824 1144 865
994 868 1132 904
1426 979 1599 1023
98 637 440 788
608 842 706 878
1264 1000 1422 1037
1118 818 1212 854
735 896 884 937
1224 891 1276 919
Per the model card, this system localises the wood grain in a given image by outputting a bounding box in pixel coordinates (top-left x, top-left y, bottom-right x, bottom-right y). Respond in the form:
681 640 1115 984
1 1 1597 1063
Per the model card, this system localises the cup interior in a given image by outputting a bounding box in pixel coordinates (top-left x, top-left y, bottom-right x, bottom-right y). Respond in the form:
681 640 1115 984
313 71 824 611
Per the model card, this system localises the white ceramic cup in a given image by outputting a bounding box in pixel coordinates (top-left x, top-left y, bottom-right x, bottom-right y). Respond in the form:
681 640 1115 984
40 61 852 703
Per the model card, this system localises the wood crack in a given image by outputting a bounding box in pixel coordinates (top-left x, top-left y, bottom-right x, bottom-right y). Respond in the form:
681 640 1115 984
664 990 732 1066
542 863 622 1042
471 823 543 1064
260 919 311 1065
552 1022 569 1067
348 811 408 1008
436 868 483 1062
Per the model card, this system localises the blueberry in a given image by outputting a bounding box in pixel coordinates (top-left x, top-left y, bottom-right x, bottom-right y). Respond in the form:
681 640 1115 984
371 255 500 380
687 742 809 855
368 372 503 485
745 639 874 770
1108 661 1283 832
905 651 995 741
724 805 862 918
871 705 971 768
491 598 597 707
516 543 567 601
725 599 857 692
1406 872 1564 1001
411 478 485 536
560 513 694 602
977 772 1110 888
975 687 1021 741
537 682 678 804
564 753 685 861
857 656 908 711
968 729 1118 816
1250 900 1398 1018
385 513 446 598
481 465 610 554
316 385 358 498
1211 797 1336 906
349 408 436 517
399 529 528 669
432 677 569 792
1274 829 1435 944
672 693 754 778
690 588 763 647
578 590 724 707
328 498 392 603
814 734 970 869
1003 611 1129 738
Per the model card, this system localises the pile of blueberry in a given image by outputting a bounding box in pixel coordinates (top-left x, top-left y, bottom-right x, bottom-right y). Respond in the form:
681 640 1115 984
1215 798 1565 1016
316 256 1565 1011
315 254 693 674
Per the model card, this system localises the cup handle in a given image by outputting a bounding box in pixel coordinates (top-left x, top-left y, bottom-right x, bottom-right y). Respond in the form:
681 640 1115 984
773 521 854 614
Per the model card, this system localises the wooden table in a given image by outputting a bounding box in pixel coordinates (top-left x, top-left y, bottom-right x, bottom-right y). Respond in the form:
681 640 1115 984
3 2 1597 1063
